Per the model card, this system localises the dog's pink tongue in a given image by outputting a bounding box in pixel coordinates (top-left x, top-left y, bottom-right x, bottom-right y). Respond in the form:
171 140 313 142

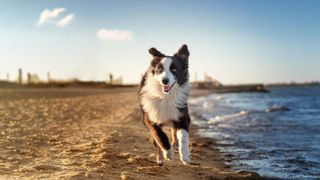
164 85 171 91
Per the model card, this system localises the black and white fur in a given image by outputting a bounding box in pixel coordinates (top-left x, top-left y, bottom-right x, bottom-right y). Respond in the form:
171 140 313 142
139 44 191 165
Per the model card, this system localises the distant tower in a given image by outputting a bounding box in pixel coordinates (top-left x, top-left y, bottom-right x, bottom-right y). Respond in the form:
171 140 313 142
194 72 198 82
6 73 9 82
27 73 32 84
47 71 51 83
109 73 113 85
18 68 22 84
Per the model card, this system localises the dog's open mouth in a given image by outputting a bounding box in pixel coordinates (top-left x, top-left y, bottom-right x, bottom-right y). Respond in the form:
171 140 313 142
163 82 176 93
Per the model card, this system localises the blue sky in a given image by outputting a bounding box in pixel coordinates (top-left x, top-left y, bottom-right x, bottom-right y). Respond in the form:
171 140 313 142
0 0 319 84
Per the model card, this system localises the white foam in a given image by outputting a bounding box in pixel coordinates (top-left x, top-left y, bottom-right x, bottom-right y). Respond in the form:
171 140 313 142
208 111 249 124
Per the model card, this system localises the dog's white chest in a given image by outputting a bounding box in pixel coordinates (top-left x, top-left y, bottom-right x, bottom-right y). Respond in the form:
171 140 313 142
144 96 182 124
141 86 189 124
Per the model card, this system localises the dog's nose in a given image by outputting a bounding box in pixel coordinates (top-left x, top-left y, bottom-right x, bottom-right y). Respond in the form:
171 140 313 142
162 78 169 85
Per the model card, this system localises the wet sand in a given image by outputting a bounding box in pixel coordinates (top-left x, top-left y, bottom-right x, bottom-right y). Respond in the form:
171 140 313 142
0 88 262 179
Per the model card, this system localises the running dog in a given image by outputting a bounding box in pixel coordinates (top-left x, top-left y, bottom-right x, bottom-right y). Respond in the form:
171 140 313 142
139 44 191 165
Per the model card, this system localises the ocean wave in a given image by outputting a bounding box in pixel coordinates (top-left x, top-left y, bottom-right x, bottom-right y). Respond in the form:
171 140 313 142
208 111 249 124
265 105 290 112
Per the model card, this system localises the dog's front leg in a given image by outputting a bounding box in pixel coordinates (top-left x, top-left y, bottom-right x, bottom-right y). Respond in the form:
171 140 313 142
173 115 191 164
144 115 173 162
177 128 190 164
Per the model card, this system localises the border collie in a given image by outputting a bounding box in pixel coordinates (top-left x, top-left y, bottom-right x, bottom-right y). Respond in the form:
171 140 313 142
139 44 191 165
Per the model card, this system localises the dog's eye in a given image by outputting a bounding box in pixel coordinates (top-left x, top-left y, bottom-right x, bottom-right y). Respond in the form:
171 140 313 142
155 64 164 73
171 68 177 72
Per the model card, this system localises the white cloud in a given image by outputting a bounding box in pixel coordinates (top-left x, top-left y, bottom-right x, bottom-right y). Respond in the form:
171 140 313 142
57 14 75 27
37 8 66 26
96 28 133 41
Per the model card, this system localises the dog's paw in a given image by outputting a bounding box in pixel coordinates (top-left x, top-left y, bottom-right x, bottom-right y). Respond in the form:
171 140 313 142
156 159 164 166
180 149 191 164
156 153 164 166
163 148 174 161
172 142 179 152
181 156 190 164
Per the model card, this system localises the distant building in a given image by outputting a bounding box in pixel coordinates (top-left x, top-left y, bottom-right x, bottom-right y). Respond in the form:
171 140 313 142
191 73 222 89
113 76 123 85
27 72 40 84
106 73 122 85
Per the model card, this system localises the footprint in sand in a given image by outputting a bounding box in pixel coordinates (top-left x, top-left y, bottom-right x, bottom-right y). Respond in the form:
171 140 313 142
34 165 61 171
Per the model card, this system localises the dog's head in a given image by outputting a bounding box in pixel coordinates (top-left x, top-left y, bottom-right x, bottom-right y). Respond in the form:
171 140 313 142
148 44 189 94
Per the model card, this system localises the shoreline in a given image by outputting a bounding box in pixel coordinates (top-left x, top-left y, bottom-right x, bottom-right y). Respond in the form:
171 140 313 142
0 87 265 179
189 89 265 178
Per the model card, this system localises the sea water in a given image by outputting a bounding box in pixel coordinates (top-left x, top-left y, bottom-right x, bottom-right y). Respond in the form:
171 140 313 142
189 86 320 179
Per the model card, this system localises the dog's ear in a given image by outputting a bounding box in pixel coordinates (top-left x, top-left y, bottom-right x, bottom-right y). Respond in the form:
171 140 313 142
175 44 189 60
149 47 165 58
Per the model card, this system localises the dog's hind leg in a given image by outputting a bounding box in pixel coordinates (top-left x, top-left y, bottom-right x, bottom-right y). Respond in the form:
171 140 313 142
171 127 179 152
153 141 164 166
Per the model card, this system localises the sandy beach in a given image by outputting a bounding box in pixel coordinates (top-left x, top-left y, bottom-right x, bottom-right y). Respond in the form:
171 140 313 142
0 88 263 179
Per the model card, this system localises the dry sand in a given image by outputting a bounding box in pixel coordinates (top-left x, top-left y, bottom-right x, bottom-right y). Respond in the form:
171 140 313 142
0 88 263 179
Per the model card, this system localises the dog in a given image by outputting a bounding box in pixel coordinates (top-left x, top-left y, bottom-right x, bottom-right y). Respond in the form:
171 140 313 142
138 44 191 165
